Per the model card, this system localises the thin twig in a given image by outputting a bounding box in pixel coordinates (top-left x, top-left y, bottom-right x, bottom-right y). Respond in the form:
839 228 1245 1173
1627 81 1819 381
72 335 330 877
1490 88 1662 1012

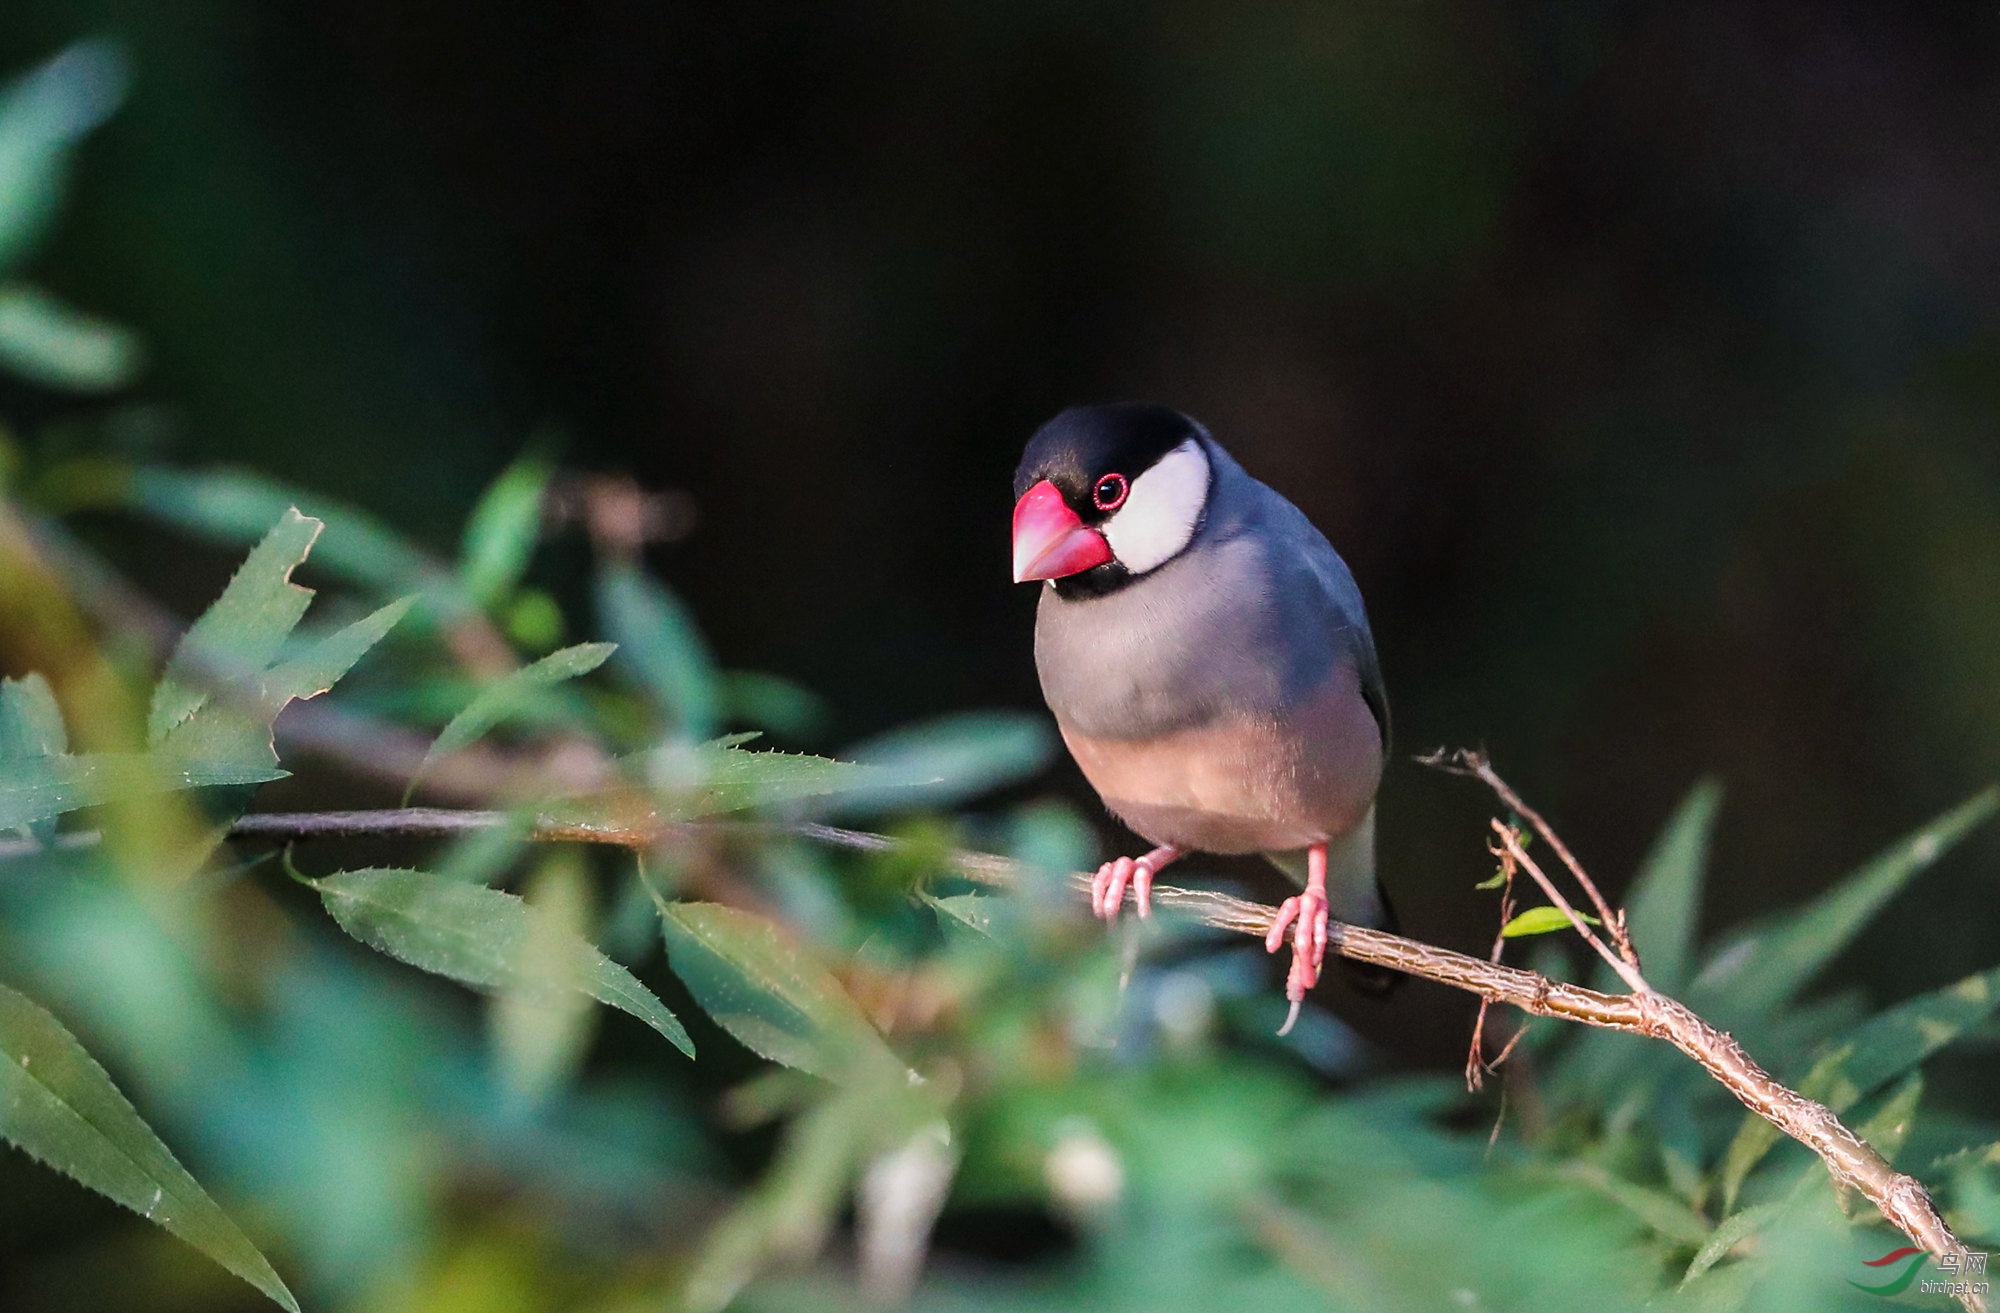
1467 829 1522 1092
1491 820 1648 994
209 800 1986 1309
1424 748 1640 969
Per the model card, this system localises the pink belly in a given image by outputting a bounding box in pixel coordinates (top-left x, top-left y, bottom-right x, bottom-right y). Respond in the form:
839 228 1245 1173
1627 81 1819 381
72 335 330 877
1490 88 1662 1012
1058 671 1382 855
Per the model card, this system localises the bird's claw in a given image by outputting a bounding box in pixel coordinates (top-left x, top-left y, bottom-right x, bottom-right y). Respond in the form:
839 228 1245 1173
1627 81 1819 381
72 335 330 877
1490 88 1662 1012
1266 886 1329 1035
1091 853 1161 920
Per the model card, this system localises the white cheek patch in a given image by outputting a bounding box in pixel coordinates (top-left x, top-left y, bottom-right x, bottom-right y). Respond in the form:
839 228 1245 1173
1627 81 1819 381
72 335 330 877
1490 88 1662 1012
1101 439 1210 575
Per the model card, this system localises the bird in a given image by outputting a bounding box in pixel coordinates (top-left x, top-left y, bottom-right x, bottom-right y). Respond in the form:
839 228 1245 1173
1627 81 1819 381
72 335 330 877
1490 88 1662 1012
1010 402 1397 1033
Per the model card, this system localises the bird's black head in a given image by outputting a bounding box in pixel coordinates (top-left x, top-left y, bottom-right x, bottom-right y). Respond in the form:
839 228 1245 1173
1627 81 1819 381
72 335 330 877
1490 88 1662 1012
1011 403 1215 594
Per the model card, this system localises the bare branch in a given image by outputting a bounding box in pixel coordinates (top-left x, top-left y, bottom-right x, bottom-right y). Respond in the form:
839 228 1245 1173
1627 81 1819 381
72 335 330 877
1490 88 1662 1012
210 800 1985 1309
1424 748 1640 969
1467 831 1520 1092
1491 820 1648 994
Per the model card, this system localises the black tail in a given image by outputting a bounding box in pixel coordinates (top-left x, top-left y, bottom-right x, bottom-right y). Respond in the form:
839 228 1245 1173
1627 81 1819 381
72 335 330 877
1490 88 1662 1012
1338 878 1406 997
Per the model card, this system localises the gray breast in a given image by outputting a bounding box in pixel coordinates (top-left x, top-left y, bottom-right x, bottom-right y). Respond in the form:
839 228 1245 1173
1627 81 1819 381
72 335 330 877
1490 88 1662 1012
1033 443 1374 743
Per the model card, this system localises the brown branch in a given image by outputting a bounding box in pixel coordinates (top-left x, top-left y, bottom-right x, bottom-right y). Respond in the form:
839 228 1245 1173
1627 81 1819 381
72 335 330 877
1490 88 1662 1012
214 799 1985 1308
1425 748 1640 970
1467 827 1521 1092
1491 819 1648 993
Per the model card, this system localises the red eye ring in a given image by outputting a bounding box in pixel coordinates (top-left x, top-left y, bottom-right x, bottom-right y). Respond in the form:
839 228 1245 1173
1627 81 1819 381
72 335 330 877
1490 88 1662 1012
1091 472 1129 511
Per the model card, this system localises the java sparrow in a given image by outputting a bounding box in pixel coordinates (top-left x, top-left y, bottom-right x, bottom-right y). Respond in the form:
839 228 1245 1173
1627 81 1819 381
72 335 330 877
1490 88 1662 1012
1012 403 1397 1032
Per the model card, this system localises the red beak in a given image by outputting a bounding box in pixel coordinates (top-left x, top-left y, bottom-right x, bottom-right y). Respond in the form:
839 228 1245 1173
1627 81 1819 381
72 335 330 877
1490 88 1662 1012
1012 479 1114 582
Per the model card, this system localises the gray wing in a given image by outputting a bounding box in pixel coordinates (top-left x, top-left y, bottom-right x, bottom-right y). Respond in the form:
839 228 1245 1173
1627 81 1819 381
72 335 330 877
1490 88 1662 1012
1233 466 1390 755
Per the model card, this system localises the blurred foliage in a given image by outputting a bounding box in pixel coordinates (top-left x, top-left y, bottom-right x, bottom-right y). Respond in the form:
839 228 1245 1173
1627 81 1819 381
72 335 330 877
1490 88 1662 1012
2 27 2000 1313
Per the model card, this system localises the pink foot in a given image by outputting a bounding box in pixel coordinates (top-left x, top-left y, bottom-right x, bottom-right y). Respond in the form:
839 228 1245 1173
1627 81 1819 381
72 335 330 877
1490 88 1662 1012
1265 842 1331 1036
1089 845 1182 921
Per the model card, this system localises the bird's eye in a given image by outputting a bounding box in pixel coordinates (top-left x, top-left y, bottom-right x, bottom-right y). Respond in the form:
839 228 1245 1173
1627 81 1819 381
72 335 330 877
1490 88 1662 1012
1091 473 1129 512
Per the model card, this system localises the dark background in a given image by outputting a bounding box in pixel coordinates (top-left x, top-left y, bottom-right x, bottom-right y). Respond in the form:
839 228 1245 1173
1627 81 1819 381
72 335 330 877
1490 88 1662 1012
7 0 2000 1065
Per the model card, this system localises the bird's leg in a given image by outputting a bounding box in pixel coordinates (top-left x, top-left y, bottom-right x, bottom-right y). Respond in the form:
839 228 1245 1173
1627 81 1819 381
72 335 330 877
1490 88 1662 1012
1090 845 1183 920
1264 842 1331 1036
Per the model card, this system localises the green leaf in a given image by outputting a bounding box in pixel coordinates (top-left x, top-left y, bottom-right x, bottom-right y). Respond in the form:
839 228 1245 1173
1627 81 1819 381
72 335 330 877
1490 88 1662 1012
597 562 719 739
923 891 995 937
148 509 322 746
1682 1203 1784 1285
157 598 415 769
1554 1160 1710 1245
502 587 565 652
0 753 285 831
0 980 298 1311
657 900 898 1082
1713 964 2000 1212
642 741 885 821
1 673 65 841
0 672 64 759
139 507 407 778
1500 905 1599 938
0 41 127 275
0 281 138 391
683 1085 909 1313
1690 788 1998 1020
316 867 692 1057
1831 965 2000 1113
126 466 449 602
460 452 552 607
491 853 600 1107
1854 1072 1923 1164
408 642 615 795
828 711 1056 817
266 600 415 704
1614 779 1721 994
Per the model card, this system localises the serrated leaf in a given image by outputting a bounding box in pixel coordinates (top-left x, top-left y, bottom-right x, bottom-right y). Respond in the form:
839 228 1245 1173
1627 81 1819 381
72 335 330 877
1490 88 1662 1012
1690 789 1998 1021
407 642 615 795
827 711 1055 817
924 892 994 937
643 742 886 821
461 452 552 607
657 901 897 1082
1500 905 1598 938
0 980 298 1311
316 867 692 1056
1615 779 1721 994
0 753 285 831
148 509 321 746
598 562 718 739
158 598 415 770
0 281 138 391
